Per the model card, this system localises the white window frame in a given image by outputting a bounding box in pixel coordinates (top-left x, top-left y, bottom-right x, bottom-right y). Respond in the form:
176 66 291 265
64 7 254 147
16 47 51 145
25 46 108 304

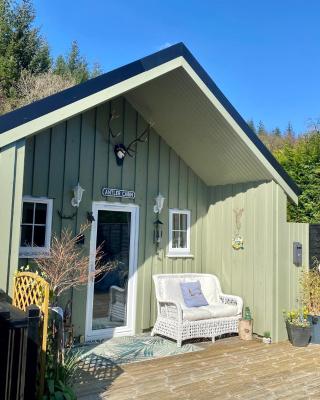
168 209 191 257
19 196 53 258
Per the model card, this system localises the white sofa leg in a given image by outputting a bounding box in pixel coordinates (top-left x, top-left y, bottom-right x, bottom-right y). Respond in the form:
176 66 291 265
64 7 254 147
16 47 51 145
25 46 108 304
150 328 155 337
212 336 215 343
177 338 182 347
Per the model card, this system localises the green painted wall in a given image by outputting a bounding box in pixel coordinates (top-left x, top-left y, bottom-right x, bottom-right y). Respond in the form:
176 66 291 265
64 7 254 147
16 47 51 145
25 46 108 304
206 180 309 341
273 183 309 341
0 140 25 295
19 97 309 341
22 97 208 335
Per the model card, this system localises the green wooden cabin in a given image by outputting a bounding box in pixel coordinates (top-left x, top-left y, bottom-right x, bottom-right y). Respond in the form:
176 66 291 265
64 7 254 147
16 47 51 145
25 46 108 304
0 44 308 342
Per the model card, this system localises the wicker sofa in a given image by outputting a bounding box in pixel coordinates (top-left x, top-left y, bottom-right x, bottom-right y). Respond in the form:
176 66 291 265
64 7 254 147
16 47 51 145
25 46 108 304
151 273 243 347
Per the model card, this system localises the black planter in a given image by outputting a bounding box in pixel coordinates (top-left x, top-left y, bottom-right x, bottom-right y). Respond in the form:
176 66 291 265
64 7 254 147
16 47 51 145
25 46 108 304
286 322 312 347
308 315 320 344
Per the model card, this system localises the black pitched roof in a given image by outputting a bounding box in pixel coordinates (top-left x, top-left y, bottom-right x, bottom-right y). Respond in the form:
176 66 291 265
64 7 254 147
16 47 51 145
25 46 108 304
0 42 300 196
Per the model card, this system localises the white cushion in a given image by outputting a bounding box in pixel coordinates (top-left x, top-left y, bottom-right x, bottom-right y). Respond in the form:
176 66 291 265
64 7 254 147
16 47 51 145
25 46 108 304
182 304 238 321
157 274 221 305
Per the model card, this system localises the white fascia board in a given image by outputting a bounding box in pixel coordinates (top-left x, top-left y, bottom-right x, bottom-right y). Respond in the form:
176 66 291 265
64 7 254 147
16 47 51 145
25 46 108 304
0 57 184 149
180 60 298 204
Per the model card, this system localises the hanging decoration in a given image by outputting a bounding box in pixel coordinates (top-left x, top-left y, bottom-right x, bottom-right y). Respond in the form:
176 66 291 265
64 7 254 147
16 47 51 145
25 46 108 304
153 193 165 253
232 208 244 250
108 109 153 166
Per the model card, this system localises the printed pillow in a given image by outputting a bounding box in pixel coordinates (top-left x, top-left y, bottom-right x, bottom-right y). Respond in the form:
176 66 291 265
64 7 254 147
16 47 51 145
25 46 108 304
180 281 209 308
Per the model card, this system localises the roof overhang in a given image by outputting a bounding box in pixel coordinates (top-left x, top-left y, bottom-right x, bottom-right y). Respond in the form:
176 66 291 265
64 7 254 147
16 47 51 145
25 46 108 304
0 43 299 203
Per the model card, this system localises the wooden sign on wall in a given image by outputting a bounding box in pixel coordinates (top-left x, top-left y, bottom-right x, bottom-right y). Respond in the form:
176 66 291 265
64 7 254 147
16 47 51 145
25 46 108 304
101 187 135 199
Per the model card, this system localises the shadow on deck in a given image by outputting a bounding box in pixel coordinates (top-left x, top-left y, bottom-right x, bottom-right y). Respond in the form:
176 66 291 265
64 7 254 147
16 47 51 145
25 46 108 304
74 336 320 400
74 353 123 399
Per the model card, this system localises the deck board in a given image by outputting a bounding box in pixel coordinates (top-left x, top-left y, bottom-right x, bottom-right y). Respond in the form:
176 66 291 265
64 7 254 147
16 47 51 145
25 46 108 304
74 337 320 399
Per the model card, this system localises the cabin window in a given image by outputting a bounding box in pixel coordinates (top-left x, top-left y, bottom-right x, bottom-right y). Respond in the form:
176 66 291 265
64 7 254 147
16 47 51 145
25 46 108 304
19 197 53 258
168 209 191 256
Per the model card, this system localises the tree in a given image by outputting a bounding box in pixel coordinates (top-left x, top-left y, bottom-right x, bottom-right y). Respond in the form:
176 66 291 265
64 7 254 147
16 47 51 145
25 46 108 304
0 1 103 114
257 120 266 136
0 0 51 94
54 41 90 84
285 122 295 145
14 69 76 107
247 119 256 133
91 62 103 78
273 127 281 136
34 226 116 302
274 131 320 222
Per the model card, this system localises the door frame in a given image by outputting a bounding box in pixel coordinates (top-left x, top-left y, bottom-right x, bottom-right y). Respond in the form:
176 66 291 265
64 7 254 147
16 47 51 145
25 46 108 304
85 201 139 341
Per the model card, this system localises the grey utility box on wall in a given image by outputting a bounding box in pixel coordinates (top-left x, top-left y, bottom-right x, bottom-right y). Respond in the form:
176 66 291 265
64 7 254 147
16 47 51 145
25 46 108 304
293 242 302 266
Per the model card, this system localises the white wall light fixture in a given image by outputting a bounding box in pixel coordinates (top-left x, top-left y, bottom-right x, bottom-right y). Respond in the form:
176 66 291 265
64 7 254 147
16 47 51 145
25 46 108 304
153 193 165 214
71 183 85 208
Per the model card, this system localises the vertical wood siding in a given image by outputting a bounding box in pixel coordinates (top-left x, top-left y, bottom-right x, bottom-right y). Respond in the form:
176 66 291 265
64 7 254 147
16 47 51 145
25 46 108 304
21 97 308 340
207 181 274 337
273 183 309 341
206 181 309 340
0 140 25 294
23 98 208 335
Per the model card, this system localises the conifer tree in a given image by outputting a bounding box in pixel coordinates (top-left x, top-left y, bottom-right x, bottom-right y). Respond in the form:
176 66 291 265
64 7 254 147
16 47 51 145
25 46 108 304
257 120 266 136
285 122 295 144
247 119 256 133
273 127 281 136
0 0 51 94
53 41 90 84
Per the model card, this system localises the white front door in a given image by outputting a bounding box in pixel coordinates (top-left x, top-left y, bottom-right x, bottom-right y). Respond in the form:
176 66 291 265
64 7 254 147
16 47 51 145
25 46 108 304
85 202 139 341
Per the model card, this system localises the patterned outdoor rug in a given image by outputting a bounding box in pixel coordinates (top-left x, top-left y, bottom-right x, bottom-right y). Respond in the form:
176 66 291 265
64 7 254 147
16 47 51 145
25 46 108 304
74 335 203 366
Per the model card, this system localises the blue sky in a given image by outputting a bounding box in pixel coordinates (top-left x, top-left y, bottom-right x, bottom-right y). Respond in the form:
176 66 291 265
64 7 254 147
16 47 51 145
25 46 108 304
33 0 320 134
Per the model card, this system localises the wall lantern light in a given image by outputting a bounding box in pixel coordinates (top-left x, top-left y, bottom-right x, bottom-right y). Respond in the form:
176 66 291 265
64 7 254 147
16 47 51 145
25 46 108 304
153 193 165 253
154 219 163 247
153 193 165 214
71 183 85 208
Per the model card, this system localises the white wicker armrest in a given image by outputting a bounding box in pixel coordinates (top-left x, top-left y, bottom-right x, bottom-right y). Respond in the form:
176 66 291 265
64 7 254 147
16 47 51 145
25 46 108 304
110 285 126 304
110 285 126 293
158 300 183 323
220 294 243 315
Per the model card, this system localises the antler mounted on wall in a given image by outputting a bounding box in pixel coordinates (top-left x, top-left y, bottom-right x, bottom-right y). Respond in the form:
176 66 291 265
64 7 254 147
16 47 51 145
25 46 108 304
108 109 153 166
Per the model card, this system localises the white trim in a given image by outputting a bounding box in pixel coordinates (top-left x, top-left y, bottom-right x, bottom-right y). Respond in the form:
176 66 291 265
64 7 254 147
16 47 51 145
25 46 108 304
0 55 298 203
168 208 191 257
0 58 183 149
85 201 139 341
19 196 53 258
180 60 298 204
167 254 194 259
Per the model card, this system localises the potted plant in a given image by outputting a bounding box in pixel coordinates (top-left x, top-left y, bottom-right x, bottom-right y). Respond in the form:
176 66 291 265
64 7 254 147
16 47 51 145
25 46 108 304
283 308 311 347
300 264 320 344
262 331 272 344
239 306 253 340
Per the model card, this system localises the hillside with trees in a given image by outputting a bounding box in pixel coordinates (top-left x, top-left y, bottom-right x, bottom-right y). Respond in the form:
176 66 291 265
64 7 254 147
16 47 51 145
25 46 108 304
0 0 101 114
251 119 320 223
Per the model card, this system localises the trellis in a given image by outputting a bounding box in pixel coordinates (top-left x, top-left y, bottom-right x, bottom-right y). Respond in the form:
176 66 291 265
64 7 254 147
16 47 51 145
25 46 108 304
13 271 50 397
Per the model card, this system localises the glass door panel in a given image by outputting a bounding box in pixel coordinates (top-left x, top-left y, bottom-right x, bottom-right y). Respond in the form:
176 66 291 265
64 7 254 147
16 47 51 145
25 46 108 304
92 210 131 330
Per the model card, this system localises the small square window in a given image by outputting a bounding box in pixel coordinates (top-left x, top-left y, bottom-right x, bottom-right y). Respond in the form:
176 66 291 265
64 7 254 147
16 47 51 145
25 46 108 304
168 209 191 256
19 197 53 258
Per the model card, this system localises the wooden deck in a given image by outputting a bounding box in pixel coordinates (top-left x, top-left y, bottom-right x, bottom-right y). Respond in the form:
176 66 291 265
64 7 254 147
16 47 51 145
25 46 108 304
74 337 320 399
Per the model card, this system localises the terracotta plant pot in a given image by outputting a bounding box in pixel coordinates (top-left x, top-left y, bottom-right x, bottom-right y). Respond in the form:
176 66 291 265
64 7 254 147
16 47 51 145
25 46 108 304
286 322 312 347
